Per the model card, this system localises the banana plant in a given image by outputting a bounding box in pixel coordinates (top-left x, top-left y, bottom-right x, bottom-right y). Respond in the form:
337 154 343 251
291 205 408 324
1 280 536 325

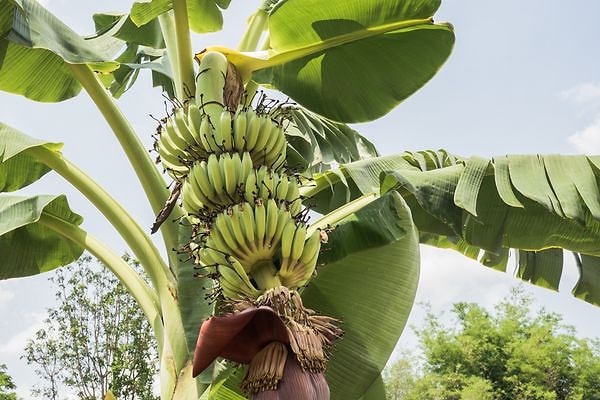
0 0 598 399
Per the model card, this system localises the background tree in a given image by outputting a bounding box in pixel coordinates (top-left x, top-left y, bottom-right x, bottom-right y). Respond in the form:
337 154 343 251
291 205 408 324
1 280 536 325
385 287 600 400
23 255 158 400
0 364 17 400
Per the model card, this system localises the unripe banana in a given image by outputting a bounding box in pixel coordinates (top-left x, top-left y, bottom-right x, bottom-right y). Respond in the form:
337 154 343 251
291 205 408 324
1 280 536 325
290 224 307 262
163 116 189 152
275 176 289 204
259 171 276 199
253 115 272 153
244 172 257 204
271 207 291 248
207 154 226 201
214 212 248 259
228 256 256 289
218 265 250 299
174 108 197 150
229 205 253 256
222 153 238 198
280 220 297 262
299 230 321 265
244 109 260 150
205 229 232 258
240 152 253 180
254 199 267 249
233 107 247 151
199 115 216 153
264 198 279 246
182 175 210 213
220 109 234 150
190 160 219 207
264 129 287 170
187 104 204 145
238 203 258 253
264 125 286 167
157 140 187 177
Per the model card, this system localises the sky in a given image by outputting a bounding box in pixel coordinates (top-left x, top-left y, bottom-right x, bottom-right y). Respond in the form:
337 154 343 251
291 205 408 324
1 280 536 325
2 0 600 398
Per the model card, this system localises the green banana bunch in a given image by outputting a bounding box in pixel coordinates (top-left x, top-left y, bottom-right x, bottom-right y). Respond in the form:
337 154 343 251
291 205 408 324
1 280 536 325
200 201 294 274
157 50 325 300
182 153 302 217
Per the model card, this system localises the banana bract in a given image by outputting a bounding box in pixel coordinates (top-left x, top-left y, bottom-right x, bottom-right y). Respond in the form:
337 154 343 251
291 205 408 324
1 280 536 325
155 51 340 397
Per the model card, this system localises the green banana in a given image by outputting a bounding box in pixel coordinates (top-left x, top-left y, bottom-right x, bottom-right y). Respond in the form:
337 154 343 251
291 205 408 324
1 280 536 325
207 154 226 202
238 203 258 253
264 198 279 246
244 109 260 150
220 109 234 150
254 199 267 249
190 160 219 207
233 106 247 151
290 224 307 262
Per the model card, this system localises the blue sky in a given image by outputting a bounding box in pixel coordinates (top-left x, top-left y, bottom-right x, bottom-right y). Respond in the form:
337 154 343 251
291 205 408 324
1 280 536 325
1 0 600 398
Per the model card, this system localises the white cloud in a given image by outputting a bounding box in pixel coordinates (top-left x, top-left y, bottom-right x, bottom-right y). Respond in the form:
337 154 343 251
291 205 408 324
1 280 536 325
0 287 14 308
568 117 600 154
0 313 45 357
562 82 600 104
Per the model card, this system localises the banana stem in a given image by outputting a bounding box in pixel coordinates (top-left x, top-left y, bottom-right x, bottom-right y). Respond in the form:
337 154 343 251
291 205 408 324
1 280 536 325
237 9 269 52
37 212 164 350
67 63 182 271
28 145 175 289
172 0 195 97
159 12 184 100
32 143 193 391
252 260 281 290
237 8 269 105
307 193 379 237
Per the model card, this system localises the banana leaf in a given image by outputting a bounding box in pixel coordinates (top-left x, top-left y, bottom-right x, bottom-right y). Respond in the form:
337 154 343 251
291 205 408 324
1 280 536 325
0 194 84 279
130 0 232 33
0 0 122 102
302 191 420 399
285 107 379 174
304 151 600 306
206 0 454 122
0 122 62 192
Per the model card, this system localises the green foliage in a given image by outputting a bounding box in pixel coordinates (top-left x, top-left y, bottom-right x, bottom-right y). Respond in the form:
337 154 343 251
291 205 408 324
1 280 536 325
0 364 17 400
384 288 600 400
23 255 158 400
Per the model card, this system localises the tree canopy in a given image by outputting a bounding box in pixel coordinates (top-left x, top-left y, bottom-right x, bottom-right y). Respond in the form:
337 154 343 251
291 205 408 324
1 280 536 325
23 255 158 400
0 364 17 400
385 287 600 400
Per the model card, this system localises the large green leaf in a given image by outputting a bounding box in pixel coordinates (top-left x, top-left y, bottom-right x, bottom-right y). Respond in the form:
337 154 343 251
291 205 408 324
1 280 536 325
91 13 174 97
93 13 165 49
302 192 420 399
208 0 454 122
0 0 122 102
0 122 62 192
285 108 379 174
130 0 232 33
359 375 387 400
176 224 214 383
0 194 84 279
573 253 600 306
304 151 600 306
